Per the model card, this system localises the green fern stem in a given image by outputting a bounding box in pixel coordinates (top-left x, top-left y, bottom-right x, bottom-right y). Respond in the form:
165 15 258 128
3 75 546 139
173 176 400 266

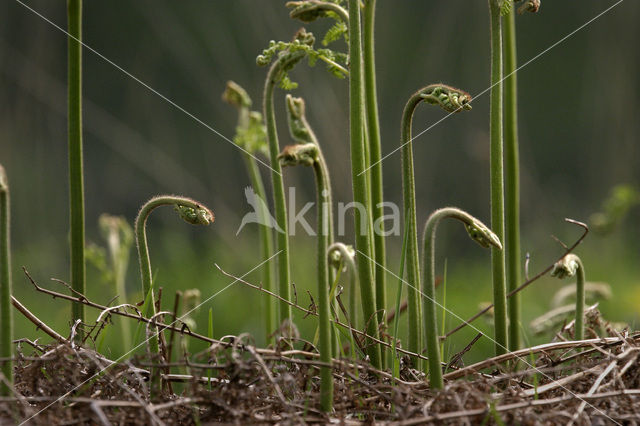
401 84 472 364
551 254 586 341
67 0 85 334
135 195 212 398
263 51 307 326
422 207 502 389
504 8 522 351
348 0 381 369
0 165 13 395
278 143 333 411
488 0 508 355
135 196 214 318
400 92 423 364
363 0 387 362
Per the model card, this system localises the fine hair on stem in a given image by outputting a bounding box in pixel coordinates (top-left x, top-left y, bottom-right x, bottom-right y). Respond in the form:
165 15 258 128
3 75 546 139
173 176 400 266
421 207 502 389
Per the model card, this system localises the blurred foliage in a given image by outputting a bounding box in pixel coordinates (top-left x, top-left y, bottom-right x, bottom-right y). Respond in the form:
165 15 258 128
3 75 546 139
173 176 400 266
589 184 640 234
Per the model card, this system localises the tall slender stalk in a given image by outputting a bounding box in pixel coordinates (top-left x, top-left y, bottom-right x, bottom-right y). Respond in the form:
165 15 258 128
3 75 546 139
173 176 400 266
0 165 13 395
504 7 522 351
551 254 586 341
278 143 332 411
261 36 310 326
67 0 85 333
363 0 387 355
488 0 508 355
223 81 275 343
348 0 381 369
135 195 213 397
401 84 472 364
422 207 502 389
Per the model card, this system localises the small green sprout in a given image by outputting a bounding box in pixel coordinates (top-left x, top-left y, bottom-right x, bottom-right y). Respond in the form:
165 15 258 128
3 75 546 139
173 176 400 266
551 254 586 340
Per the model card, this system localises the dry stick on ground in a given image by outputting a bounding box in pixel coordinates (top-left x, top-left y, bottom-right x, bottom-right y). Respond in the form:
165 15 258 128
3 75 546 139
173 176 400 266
568 356 620 425
391 389 640 426
21 268 430 393
444 334 639 380
444 218 589 340
22 267 409 375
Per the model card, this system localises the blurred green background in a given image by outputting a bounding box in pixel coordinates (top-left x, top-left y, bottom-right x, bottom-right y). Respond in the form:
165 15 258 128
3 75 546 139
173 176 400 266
0 1 639 363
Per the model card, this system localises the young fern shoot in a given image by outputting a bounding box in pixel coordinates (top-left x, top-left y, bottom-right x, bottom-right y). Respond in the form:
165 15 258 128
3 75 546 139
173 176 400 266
488 0 508 355
0 165 13 394
328 242 357 329
257 29 314 326
222 81 275 343
401 84 472 363
285 94 334 244
278 143 333 411
422 207 502 389
551 254 586 340
67 0 86 333
347 0 381 369
503 0 540 350
135 196 214 318
362 0 387 347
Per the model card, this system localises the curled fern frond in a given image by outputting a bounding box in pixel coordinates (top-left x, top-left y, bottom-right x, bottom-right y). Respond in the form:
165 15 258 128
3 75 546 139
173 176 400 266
551 254 580 280
419 84 473 113
277 143 319 167
256 28 347 90
465 220 503 250
500 0 513 16
518 0 541 14
286 95 315 144
328 243 355 271
174 204 214 226
286 1 349 23
222 81 252 109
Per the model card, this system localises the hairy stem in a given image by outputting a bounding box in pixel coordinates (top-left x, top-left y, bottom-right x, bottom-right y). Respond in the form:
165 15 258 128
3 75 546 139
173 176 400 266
504 8 522 351
488 0 508 355
363 0 387 364
263 53 305 326
348 0 381 369
135 195 213 398
67 0 85 335
400 92 423 364
401 84 472 364
277 142 332 411
135 195 214 318
313 159 332 411
0 165 12 395
422 207 502 389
